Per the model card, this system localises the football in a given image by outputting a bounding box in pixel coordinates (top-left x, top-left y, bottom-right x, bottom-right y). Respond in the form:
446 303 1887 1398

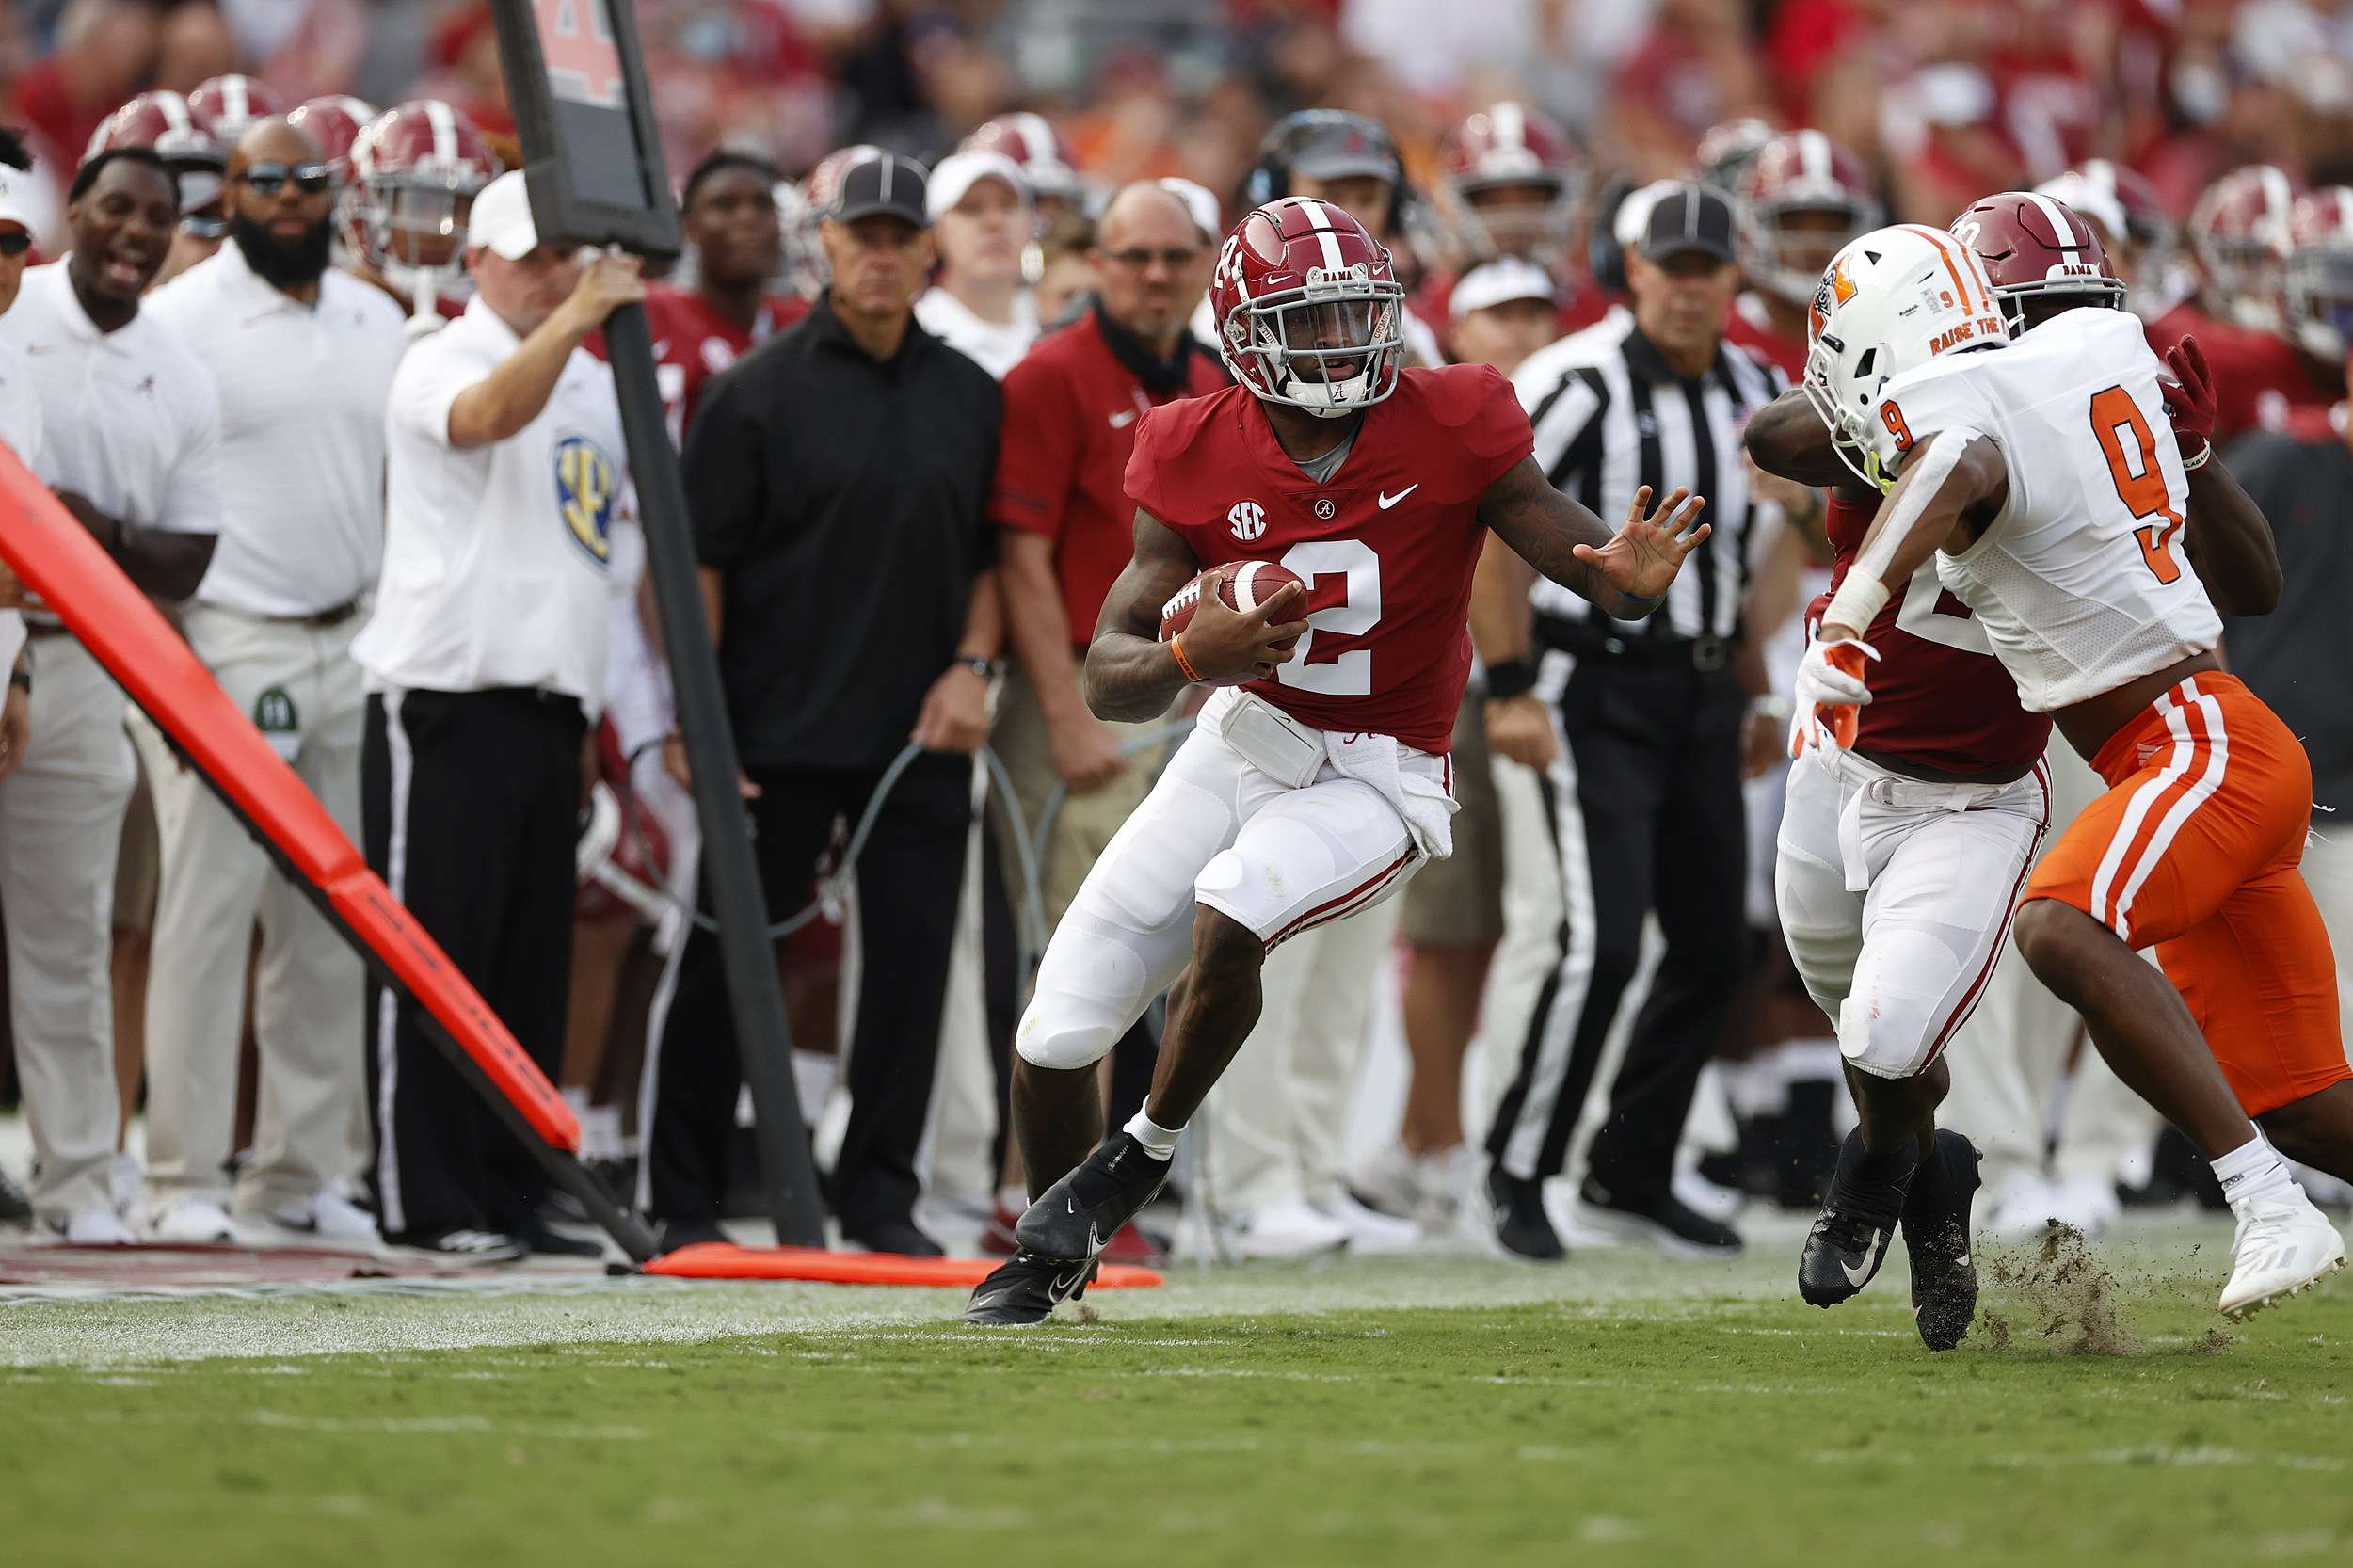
1158 560 1307 648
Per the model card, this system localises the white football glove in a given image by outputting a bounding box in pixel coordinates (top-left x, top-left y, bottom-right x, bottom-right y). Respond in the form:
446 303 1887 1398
1788 634 1881 755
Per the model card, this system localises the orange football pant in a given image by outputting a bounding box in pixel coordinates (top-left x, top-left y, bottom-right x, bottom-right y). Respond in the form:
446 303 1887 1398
2025 671 2349 1116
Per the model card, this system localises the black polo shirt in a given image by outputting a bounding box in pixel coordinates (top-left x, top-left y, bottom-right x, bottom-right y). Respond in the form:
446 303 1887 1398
684 291 1000 771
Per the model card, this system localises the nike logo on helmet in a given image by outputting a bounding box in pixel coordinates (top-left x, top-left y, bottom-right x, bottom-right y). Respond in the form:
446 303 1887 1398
1842 1228 1886 1288
1377 485 1418 508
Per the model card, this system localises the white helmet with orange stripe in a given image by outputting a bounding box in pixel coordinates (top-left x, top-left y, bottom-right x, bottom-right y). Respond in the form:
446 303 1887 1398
1801 224 2010 489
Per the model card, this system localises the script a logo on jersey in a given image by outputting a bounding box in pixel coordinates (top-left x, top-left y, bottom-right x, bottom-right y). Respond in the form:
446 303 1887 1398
1227 500 1268 542
554 435 617 568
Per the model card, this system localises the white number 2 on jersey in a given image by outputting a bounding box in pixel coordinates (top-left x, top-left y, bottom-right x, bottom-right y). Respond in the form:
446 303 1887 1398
1275 538 1382 696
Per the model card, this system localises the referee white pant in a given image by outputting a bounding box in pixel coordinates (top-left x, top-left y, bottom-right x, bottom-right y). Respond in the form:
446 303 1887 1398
1774 745 2050 1080
0 632 136 1223
137 605 368 1217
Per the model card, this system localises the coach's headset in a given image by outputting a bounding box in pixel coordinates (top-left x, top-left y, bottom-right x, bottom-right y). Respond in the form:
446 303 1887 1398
1238 109 1416 242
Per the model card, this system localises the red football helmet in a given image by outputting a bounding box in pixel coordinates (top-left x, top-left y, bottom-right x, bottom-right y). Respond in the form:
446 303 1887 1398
1693 117 1776 191
1737 131 1882 305
788 143 884 291
188 74 286 148
2190 164 2297 331
1210 198 1406 417
1439 102 1582 265
961 113 1081 207
1950 191 2126 328
350 100 501 299
287 95 379 179
2284 187 2353 360
86 90 224 216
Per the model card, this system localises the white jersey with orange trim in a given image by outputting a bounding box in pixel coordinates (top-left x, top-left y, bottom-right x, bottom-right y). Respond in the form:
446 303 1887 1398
1861 306 2221 713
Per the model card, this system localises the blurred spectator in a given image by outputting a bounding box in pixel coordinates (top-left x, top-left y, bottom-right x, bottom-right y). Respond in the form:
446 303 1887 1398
155 2 236 95
915 148 1034 378
1611 0 1772 182
1031 208 1094 329
9 0 160 170
647 150 786 442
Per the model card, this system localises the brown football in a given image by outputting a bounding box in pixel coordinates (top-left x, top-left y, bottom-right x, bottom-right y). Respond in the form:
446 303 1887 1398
1158 561 1308 663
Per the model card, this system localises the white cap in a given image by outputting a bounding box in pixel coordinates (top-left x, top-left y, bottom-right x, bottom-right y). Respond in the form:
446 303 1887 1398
926 151 1028 222
1157 177 1220 244
466 169 539 261
2034 171 2129 249
0 165 38 233
1450 257 1558 319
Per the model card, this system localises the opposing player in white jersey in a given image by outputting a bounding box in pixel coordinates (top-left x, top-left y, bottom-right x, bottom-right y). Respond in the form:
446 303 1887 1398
1806 220 2346 1320
1749 195 2292 1345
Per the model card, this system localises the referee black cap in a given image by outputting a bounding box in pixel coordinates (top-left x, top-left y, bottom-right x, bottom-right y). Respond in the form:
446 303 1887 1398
1637 182 1738 265
831 151 929 227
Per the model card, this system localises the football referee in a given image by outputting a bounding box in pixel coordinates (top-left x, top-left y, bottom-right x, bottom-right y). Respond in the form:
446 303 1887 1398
1480 182 1785 1261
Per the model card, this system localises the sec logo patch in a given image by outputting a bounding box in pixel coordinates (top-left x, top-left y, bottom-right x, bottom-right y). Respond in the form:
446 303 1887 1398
554 434 616 567
1227 500 1266 541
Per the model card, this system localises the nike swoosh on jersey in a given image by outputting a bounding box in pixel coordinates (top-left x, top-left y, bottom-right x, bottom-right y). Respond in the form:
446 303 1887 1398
1378 485 1419 508
1109 409 1137 428
1842 1228 1886 1288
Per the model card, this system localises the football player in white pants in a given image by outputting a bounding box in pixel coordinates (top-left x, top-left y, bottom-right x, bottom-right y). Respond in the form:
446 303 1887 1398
966 197 1710 1323
1797 210 2345 1327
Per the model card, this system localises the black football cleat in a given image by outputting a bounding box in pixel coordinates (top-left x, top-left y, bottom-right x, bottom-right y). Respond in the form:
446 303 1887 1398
1799 1130 1916 1308
1012 1133 1170 1262
1576 1178 1744 1259
965 1252 1098 1326
1902 1128 1982 1351
1488 1167 1566 1261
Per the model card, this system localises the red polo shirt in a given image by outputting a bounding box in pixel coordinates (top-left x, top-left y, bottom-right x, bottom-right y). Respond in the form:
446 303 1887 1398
990 309 1228 646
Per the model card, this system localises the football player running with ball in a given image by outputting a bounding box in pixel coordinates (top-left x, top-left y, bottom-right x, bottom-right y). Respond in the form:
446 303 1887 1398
1798 218 2347 1327
967 198 1709 1324
1748 196 2293 1348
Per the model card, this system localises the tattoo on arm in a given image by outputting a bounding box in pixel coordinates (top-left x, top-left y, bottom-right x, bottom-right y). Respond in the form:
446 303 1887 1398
1476 456 1626 614
1083 508 1201 722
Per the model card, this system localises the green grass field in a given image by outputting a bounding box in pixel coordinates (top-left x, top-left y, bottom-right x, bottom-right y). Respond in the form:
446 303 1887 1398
6 1221 2352 1567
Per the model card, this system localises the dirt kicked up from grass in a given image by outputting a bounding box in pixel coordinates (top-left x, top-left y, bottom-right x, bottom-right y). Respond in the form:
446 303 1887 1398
4 1243 2350 1568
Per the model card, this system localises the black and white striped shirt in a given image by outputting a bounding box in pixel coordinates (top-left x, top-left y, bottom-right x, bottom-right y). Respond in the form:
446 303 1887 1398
1511 308 1784 641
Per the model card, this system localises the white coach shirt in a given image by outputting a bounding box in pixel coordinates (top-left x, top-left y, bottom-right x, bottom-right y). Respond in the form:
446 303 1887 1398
0 261 222 546
145 243 407 617
354 294 624 712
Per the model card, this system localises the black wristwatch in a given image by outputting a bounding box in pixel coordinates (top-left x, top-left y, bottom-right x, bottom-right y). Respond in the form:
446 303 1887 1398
954 654 996 680
8 665 29 696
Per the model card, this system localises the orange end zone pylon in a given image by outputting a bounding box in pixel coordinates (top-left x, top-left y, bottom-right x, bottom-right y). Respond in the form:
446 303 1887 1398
644 1242 1164 1290
0 441 670 1256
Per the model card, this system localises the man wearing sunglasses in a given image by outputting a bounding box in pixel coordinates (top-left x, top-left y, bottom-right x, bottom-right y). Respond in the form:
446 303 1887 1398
135 119 408 1248
0 146 223 1245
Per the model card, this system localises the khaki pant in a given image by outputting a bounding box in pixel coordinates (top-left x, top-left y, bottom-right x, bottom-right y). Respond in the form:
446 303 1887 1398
989 664 1170 932
136 605 368 1216
0 634 136 1222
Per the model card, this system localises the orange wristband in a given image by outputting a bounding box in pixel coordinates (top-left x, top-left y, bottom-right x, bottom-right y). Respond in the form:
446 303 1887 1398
1169 636 1202 683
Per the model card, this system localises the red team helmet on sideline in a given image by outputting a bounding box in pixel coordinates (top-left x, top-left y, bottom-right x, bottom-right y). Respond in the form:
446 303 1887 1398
1738 131 1883 305
2190 164 2297 329
960 112 1081 207
1439 102 1583 264
86 90 226 216
1948 190 2127 328
188 74 287 147
1211 198 1407 417
288 95 380 178
2283 186 2353 361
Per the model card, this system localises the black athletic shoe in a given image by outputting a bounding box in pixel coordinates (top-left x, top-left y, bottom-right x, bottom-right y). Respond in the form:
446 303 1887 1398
517 1218 606 1257
965 1252 1098 1326
0 1164 30 1224
1488 1167 1566 1261
1577 1178 1744 1258
842 1217 946 1257
651 1217 730 1255
1799 1131 1916 1308
1012 1133 1170 1261
1902 1129 1982 1351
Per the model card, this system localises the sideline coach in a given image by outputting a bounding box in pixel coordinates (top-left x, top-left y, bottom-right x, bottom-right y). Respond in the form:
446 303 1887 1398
646 150 1001 1257
355 170 644 1257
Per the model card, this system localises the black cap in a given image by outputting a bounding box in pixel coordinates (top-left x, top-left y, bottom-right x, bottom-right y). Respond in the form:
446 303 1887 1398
831 151 929 227
1268 109 1398 184
1639 182 1738 265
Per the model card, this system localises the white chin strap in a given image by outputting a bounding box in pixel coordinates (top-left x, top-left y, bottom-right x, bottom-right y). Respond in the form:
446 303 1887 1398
1282 367 1374 416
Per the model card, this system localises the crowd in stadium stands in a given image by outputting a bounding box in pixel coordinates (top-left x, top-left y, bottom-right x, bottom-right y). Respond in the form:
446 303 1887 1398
1 0 2352 1262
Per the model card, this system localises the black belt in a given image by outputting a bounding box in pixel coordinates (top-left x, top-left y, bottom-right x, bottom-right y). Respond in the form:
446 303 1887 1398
1535 612 1734 673
266 598 361 630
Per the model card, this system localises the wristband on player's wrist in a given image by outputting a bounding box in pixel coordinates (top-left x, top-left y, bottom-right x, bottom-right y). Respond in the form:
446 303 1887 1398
1483 658 1537 700
2181 437 2213 472
1168 636 1202 683
8 665 27 696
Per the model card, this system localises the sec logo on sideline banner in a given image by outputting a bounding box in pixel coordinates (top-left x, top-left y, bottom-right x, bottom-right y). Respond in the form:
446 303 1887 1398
554 433 617 567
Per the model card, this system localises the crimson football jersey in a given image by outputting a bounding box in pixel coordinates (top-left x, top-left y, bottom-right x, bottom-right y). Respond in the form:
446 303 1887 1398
644 284 776 442
1727 294 1807 381
1126 363 1533 753
1810 492 2052 775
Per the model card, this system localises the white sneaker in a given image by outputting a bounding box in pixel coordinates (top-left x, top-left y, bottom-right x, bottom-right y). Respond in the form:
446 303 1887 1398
2045 1174 2121 1238
58 1206 137 1245
1673 1166 1746 1225
244 1191 381 1250
151 1196 235 1243
1986 1176 2064 1240
1321 1192 1423 1255
1225 1198 1350 1259
108 1152 143 1221
2220 1190 2346 1320
1352 1144 1424 1222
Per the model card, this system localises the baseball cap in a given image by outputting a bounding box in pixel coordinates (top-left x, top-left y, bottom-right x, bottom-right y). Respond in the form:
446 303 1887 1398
0 166 39 234
832 151 928 227
1449 257 1559 319
926 150 1027 221
466 169 539 260
1633 181 1738 265
1285 113 1398 184
1157 177 1221 243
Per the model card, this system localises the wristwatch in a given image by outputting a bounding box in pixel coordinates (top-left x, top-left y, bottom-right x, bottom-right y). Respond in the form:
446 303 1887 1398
954 653 996 680
1750 693 1792 724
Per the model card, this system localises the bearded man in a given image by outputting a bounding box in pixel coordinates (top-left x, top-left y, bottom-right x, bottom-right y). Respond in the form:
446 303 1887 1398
137 116 408 1246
